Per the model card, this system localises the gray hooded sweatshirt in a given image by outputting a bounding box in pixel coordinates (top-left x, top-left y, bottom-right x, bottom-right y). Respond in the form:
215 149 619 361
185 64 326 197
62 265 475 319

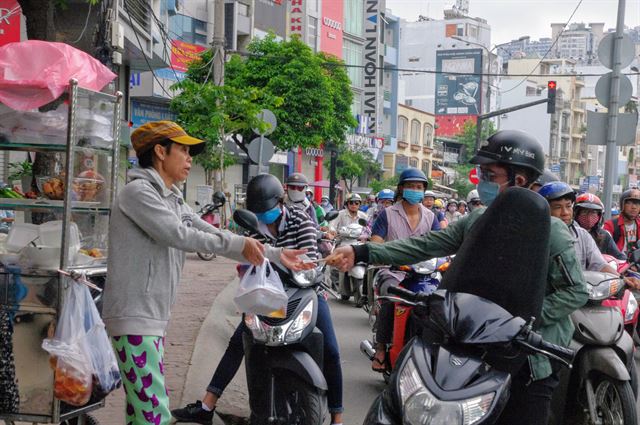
102 168 281 337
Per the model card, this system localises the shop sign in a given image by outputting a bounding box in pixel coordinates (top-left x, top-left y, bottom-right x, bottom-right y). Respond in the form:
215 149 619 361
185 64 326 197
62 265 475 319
289 0 304 37
323 17 342 30
170 40 207 73
305 147 324 157
363 0 379 135
130 100 176 129
0 1 21 46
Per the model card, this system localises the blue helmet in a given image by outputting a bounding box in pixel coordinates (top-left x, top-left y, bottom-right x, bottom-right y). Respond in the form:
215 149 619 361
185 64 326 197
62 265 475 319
398 168 429 186
538 181 576 203
377 189 395 201
611 207 620 216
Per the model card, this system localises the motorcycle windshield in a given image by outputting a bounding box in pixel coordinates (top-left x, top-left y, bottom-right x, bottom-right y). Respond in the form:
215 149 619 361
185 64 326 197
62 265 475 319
439 187 550 327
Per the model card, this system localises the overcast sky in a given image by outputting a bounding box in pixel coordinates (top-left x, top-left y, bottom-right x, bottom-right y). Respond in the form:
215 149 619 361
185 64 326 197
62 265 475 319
386 0 640 45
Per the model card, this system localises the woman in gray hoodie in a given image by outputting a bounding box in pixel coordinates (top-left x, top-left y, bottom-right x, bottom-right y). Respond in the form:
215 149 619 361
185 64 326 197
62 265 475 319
102 121 308 425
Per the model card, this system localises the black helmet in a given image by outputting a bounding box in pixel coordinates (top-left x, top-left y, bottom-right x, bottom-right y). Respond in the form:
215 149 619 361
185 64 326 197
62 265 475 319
470 130 545 179
398 168 429 186
534 169 560 187
286 172 309 187
212 191 226 207
620 189 640 209
246 174 284 213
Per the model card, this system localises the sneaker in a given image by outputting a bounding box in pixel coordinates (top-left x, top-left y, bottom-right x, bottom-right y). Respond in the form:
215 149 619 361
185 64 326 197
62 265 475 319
171 400 214 425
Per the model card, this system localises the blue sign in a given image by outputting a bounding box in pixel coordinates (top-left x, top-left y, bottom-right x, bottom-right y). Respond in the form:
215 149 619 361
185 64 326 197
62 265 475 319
550 164 561 174
130 100 176 129
155 68 186 82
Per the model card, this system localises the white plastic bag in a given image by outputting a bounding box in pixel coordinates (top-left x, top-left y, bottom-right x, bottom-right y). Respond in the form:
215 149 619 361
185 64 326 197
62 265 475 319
234 260 288 317
42 278 121 405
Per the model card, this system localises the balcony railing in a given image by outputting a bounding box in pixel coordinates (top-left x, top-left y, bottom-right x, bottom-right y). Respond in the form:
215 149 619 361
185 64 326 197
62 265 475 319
123 0 151 33
411 143 421 152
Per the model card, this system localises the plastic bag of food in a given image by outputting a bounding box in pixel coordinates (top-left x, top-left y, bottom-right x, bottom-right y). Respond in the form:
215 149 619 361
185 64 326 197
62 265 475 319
234 260 288 317
42 279 93 406
42 278 121 405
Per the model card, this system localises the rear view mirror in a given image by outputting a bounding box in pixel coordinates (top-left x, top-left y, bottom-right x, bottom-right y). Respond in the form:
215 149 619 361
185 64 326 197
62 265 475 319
195 201 201 206
233 209 261 235
358 218 368 227
324 211 339 222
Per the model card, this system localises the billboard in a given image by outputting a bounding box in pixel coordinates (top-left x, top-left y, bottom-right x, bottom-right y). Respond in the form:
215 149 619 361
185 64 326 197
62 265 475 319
254 0 287 38
363 0 380 135
435 49 483 116
435 115 477 137
170 40 207 73
320 0 343 57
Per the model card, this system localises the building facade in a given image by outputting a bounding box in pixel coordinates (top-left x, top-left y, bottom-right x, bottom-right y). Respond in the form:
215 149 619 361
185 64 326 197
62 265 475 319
386 104 435 180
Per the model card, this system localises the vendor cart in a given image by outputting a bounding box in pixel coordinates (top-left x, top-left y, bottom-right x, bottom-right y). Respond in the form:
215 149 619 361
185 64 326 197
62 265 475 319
0 79 122 425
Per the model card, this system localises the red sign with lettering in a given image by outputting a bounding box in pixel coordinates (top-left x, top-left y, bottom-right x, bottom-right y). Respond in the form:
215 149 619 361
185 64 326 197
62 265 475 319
320 0 343 57
0 1 21 47
469 167 479 185
170 40 207 73
435 115 477 137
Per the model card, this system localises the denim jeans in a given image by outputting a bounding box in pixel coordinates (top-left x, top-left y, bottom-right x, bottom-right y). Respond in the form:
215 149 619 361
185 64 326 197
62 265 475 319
206 293 344 414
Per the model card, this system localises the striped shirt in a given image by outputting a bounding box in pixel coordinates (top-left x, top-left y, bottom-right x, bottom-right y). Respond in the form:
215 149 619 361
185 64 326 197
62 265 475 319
252 206 319 261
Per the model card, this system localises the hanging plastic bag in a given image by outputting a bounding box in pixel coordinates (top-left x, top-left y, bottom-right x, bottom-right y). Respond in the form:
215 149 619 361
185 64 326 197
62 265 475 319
234 260 288 318
42 278 121 405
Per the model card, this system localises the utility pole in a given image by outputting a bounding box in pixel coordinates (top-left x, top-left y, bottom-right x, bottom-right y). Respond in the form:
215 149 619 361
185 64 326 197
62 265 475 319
211 0 226 191
602 0 626 219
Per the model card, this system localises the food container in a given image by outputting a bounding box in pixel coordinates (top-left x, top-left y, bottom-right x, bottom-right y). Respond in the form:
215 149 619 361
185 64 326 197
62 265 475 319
20 246 62 269
37 174 104 202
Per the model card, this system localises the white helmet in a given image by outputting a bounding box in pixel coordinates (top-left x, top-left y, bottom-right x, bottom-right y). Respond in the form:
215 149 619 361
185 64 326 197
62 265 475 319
467 189 480 203
346 193 362 202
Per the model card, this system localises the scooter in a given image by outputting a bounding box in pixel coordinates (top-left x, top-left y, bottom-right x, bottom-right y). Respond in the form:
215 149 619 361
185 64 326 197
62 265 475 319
602 252 640 346
233 209 335 425
549 270 638 424
362 187 576 424
194 191 226 261
362 258 450 380
332 219 368 305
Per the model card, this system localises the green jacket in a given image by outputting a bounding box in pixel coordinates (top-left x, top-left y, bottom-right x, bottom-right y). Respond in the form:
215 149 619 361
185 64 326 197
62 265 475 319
367 208 588 380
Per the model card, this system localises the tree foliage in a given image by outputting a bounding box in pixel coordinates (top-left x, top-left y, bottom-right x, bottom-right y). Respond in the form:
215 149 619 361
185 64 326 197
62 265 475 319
335 146 383 192
370 175 399 194
449 120 497 198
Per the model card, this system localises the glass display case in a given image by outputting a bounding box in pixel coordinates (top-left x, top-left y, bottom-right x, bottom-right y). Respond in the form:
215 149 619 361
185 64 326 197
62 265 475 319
0 79 122 424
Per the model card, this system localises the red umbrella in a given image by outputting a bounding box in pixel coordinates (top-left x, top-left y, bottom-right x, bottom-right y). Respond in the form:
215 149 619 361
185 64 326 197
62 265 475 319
0 41 117 110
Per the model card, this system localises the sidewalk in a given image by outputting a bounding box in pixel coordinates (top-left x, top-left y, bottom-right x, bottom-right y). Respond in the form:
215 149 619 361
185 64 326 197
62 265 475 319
93 254 239 425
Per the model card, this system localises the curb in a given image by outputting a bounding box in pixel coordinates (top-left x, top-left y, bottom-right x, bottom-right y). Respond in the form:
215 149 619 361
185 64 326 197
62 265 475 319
179 277 250 424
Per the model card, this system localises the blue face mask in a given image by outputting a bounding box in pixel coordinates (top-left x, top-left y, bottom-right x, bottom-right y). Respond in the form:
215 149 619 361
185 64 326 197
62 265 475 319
477 180 501 206
403 189 424 205
256 206 282 224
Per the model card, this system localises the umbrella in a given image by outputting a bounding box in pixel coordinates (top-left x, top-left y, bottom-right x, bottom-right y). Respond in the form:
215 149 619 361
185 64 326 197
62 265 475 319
0 41 117 110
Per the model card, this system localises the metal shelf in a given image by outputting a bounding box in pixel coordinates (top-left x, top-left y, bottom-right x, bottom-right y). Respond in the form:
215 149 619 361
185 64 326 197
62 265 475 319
0 198 109 213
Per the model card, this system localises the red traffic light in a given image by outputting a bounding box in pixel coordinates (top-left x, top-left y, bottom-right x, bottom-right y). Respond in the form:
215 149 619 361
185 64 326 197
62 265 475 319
548 81 557 90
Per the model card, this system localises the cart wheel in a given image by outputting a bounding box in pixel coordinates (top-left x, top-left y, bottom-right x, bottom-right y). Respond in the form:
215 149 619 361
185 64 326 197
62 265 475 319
60 414 99 425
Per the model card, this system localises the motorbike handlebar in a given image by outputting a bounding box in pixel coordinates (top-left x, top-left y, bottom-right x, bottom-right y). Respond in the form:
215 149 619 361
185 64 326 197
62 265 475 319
516 329 576 368
387 285 430 304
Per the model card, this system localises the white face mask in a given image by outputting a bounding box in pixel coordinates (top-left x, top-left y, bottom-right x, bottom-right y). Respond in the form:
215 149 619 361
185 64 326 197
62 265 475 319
288 189 306 203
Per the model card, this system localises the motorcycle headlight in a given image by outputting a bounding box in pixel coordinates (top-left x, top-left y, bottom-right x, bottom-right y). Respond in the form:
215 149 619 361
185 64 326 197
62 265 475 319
293 268 317 287
349 228 362 238
398 357 494 425
413 259 437 274
244 314 267 342
625 295 638 322
285 300 314 343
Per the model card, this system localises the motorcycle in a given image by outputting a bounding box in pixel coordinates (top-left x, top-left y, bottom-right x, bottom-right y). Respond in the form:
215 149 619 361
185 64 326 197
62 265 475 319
548 270 638 424
332 219 368 305
363 187 576 424
602 252 640 346
233 209 332 425
194 191 226 261
362 258 451 380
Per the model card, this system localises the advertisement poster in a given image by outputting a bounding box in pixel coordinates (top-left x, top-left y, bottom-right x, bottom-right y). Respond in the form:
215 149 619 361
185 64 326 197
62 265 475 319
0 1 21 46
435 49 483 116
170 40 207 73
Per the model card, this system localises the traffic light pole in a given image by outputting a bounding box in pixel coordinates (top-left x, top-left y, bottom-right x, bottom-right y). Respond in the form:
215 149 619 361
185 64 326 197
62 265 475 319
602 0 626 220
475 98 551 151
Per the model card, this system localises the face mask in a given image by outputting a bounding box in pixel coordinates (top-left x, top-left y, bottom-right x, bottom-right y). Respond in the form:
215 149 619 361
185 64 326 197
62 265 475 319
477 180 502 206
448 206 457 213
576 213 600 230
403 189 424 205
321 201 329 207
288 189 306 203
256 206 282 225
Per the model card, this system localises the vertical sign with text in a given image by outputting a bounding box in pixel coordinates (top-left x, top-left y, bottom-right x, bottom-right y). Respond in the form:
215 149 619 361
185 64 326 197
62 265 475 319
363 0 379 136
288 0 305 40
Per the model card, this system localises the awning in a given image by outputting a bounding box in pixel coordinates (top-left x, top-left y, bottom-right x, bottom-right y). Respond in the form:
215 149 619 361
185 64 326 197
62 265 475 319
433 183 458 193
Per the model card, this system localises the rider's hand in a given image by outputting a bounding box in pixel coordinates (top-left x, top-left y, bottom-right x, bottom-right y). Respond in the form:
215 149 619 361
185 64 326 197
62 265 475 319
242 237 265 266
325 246 356 272
323 232 335 240
280 249 315 271
624 276 640 290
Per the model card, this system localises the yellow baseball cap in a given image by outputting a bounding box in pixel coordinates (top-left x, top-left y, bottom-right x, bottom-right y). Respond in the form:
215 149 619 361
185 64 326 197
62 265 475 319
131 121 205 156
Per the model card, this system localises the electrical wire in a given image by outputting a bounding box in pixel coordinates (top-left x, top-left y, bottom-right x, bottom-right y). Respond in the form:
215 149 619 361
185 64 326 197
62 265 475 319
499 0 585 94
121 0 174 97
71 3 92 44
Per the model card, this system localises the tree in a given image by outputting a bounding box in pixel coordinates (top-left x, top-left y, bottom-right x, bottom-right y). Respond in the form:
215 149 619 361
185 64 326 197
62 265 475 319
370 176 399 194
227 35 356 151
335 146 383 192
171 59 282 185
